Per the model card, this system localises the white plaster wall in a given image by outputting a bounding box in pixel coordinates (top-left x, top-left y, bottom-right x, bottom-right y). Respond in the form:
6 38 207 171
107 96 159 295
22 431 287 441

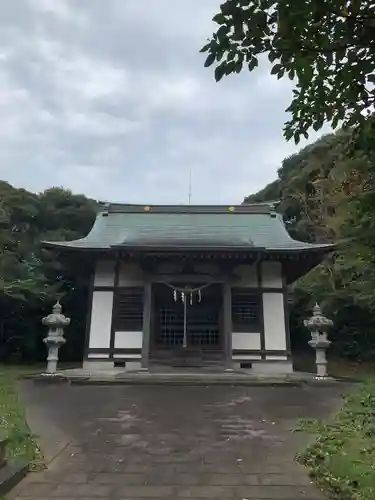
266 356 288 361
233 264 258 287
262 293 287 351
88 291 113 349
113 354 141 359
87 353 109 359
261 262 282 288
232 332 261 350
114 331 143 349
94 260 115 286
119 262 144 286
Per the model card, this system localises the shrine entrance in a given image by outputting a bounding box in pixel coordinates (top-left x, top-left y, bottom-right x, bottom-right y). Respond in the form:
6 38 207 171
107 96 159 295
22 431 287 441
150 282 224 366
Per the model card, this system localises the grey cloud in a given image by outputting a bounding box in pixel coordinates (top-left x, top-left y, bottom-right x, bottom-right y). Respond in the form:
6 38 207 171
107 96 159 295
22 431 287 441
0 0 328 204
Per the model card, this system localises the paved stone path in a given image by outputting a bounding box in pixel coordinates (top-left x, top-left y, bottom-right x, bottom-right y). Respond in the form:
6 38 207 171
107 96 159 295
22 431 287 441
10 382 346 499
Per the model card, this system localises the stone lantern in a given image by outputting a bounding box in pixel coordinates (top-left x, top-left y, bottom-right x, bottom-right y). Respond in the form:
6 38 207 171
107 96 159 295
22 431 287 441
304 303 333 379
42 301 70 374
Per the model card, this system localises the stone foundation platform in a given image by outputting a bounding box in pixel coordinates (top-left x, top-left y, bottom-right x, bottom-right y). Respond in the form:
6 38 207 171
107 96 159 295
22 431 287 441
26 367 347 387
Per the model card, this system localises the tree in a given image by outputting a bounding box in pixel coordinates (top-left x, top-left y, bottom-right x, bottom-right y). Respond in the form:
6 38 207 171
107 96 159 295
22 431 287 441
201 0 375 143
0 181 98 362
244 126 375 359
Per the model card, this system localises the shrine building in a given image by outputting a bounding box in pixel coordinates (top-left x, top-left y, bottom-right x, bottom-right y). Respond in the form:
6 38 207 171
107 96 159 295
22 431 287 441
43 203 335 374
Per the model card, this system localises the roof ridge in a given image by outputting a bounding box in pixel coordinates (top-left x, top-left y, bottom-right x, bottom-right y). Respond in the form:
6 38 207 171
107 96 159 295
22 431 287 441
98 203 276 215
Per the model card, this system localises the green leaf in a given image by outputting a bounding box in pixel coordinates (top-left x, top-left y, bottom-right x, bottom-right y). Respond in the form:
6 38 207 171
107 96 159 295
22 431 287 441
220 1 235 16
248 57 258 71
204 53 216 68
312 119 324 131
203 0 375 139
284 126 294 141
271 63 282 75
216 24 230 41
268 51 278 63
251 10 267 30
200 43 210 53
225 60 237 75
235 59 243 73
212 13 227 25
215 64 227 82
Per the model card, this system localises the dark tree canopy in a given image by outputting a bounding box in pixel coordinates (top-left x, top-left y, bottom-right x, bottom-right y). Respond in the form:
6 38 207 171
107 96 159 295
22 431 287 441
0 181 98 362
202 0 375 143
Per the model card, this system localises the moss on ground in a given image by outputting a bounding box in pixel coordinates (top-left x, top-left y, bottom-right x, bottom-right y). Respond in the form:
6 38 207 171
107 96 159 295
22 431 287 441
0 365 43 470
299 378 375 500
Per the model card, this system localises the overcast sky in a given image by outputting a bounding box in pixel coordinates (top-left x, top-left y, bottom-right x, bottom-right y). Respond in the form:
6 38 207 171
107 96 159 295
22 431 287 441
0 0 329 205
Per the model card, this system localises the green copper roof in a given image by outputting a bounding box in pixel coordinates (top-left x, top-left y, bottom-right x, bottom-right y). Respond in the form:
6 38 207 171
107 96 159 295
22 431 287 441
42 203 335 254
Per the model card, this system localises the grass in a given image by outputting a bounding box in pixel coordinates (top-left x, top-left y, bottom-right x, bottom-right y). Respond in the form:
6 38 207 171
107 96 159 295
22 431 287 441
298 377 375 500
0 365 44 470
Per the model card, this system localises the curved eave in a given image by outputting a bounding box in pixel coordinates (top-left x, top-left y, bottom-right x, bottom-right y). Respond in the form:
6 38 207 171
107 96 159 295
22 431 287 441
41 240 337 255
265 244 336 254
41 240 108 251
283 245 337 284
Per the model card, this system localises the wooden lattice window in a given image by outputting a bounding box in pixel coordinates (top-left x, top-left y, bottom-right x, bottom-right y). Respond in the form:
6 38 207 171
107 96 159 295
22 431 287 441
113 287 144 331
231 288 261 332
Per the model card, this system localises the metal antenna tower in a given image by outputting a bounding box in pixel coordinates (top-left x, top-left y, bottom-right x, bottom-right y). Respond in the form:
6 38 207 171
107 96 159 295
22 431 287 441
188 171 192 205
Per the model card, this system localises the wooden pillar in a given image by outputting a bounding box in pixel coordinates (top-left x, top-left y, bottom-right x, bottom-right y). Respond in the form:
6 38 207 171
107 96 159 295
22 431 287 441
223 280 232 370
141 280 152 369
109 257 120 359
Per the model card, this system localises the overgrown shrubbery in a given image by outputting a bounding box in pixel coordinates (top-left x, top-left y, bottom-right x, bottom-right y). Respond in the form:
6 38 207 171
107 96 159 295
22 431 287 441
0 182 98 362
245 124 375 361
298 379 375 500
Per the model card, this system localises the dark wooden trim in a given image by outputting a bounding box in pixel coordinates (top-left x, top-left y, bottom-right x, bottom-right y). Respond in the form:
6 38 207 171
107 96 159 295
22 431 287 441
234 358 291 364
93 285 148 292
150 273 233 284
84 357 141 362
257 262 266 359
267 350 291 357
232 349 290 356
88 348 142 355
95 284 283 293
112 328 144 332
231 325 260 333
231 286 283 292
109 257 120 359
104 203 275 215
141 280 152 369
259 287 283 293
93 285 115 292
223 281 232 369
116 358 142 362
257 260 263 288
83 269 95 359
84 357 111 362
